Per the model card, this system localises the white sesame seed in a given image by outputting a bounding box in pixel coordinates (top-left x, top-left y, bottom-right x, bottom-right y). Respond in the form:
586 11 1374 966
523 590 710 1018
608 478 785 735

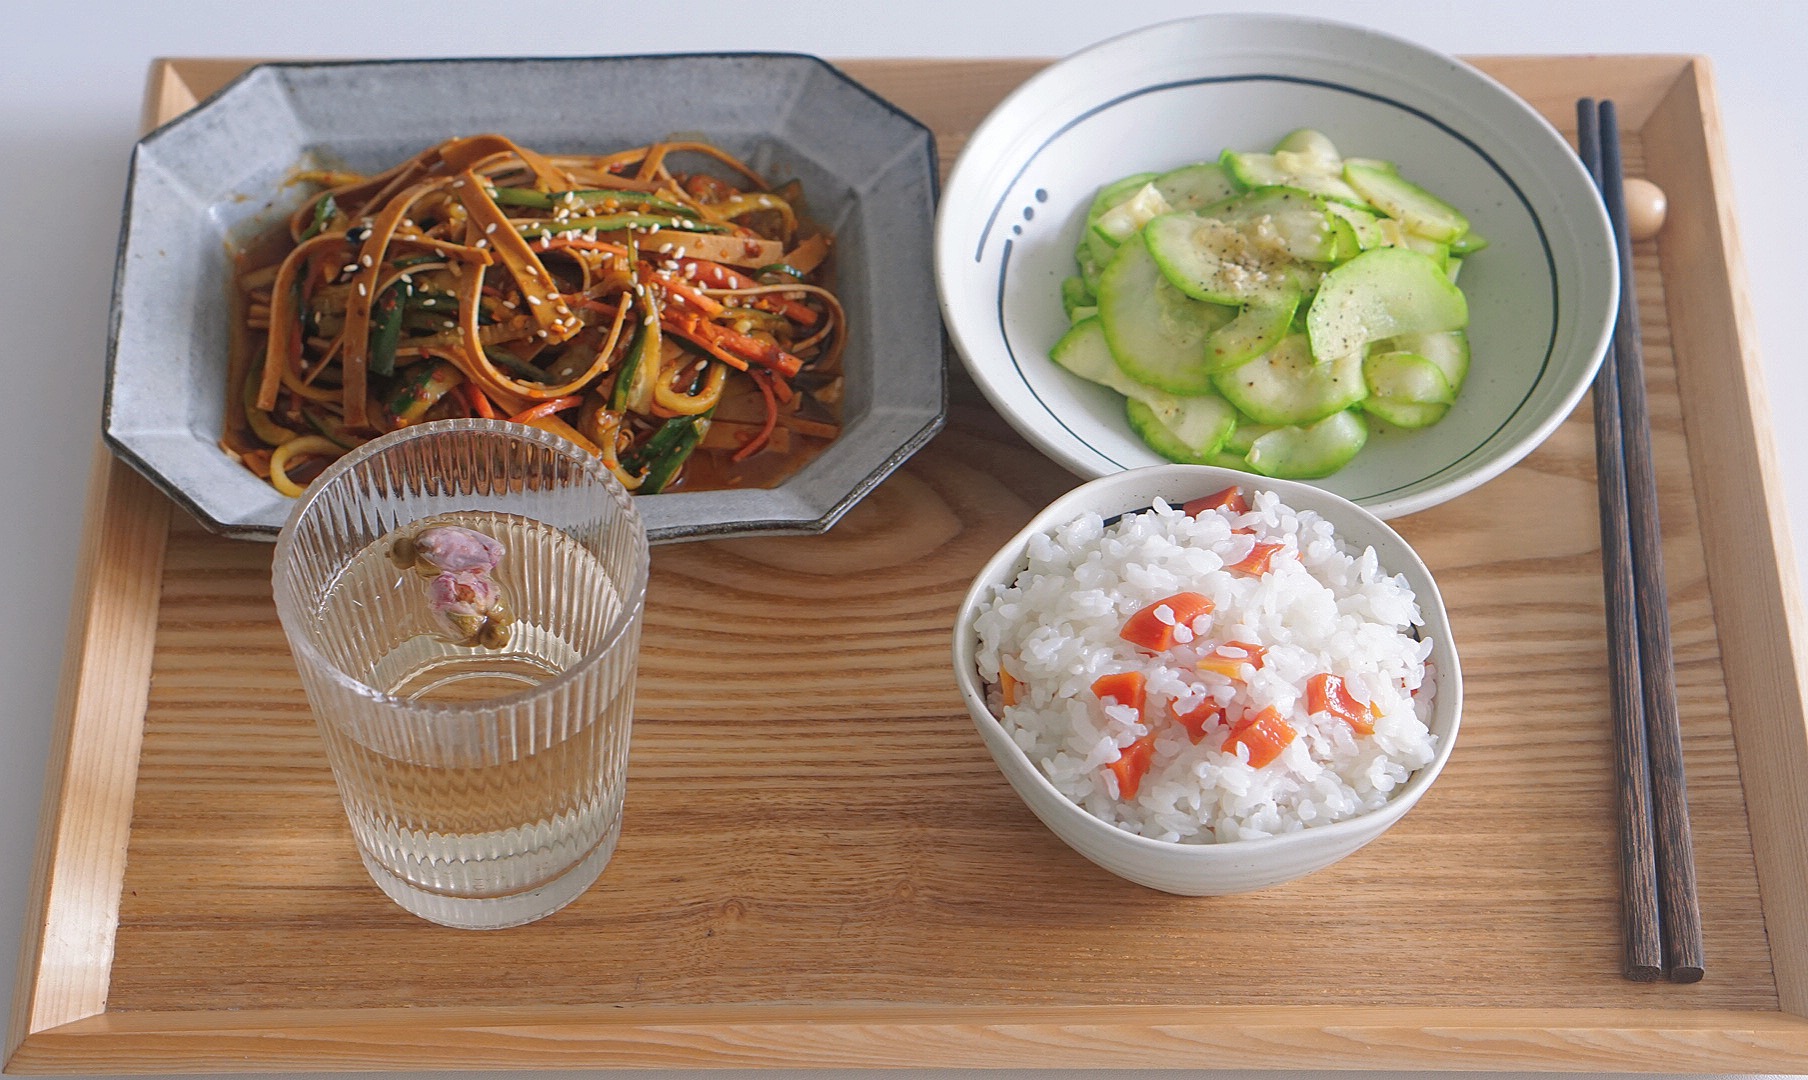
475 239 488 249
443 320 455 328
503 300 517 309
357 282 367 297
527 296 542 305
484 223 497 234
360 254 373 268
452 179 465 188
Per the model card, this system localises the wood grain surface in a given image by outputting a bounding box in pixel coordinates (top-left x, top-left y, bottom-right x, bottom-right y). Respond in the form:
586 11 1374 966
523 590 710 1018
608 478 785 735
9 53 1808 1074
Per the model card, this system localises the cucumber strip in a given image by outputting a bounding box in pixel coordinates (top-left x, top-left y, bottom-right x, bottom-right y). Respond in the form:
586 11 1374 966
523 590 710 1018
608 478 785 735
1096 236 1237 394
1363 351 1455 404
1344 162 1470 243
1246 410 1369 479
1306 247 1467 360
1213 333 1367 425
1142 213 1300 306
1446 257 1462 285
1221 149 1369 207
1126 395 1238 462
1376 329 1469 391
1093 183 1172 244
1152 162 1238 212
1205 294 1298 373
1363 397 1449 429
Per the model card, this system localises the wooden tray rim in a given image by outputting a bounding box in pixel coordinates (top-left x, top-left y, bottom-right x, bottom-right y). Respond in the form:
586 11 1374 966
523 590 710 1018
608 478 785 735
9 51 1808 1075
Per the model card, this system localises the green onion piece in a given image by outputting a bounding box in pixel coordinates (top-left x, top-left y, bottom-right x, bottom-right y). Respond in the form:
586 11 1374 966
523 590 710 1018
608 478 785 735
628 411 711 493
754 262 807 281
299 193 337 241
369 280 409 378
483 347 559 385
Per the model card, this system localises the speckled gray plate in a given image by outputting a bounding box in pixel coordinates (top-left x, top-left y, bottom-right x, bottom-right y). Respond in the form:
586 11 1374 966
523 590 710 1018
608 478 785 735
105 54 944 542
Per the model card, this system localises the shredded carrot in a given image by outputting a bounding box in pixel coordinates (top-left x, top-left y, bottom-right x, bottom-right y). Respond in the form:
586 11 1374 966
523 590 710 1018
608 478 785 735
732 370 779 462
663 312 751 371
460 383 496 420
506 396 583 423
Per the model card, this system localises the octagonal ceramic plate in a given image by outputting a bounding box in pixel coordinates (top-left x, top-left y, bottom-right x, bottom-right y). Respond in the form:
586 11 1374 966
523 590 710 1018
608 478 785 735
107 54 944 541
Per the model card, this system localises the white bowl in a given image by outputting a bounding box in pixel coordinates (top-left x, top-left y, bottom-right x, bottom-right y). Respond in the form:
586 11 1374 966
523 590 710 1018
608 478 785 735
950 464 1462 894
934 14 1616 519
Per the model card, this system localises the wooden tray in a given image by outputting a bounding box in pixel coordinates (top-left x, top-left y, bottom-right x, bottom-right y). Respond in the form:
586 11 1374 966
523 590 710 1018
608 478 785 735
9 54 1808 1074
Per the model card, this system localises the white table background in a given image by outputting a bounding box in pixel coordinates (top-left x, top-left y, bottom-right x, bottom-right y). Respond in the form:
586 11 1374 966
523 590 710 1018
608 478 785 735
4 1 1803 1078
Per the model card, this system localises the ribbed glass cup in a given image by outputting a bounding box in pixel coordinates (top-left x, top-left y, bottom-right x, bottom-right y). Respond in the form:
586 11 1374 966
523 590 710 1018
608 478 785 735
272 420 648 929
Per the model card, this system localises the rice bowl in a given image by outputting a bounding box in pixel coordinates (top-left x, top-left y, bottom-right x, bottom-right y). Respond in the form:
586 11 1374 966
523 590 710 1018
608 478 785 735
952 463 1461 894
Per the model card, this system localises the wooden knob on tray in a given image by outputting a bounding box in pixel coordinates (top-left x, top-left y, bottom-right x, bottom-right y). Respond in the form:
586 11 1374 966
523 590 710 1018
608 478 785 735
1623 177 1667 241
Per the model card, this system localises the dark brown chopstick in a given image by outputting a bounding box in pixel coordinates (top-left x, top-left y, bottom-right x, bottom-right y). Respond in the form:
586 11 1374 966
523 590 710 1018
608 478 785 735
1578 98 1705 983
1578 99 1661 982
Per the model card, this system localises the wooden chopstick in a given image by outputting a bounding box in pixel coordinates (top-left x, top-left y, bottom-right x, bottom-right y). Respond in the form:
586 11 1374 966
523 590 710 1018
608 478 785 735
1577 99 1662 983
1579 98 1706 983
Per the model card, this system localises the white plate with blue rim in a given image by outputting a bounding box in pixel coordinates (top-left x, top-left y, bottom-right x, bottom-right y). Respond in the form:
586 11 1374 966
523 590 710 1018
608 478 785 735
933 14 1616 519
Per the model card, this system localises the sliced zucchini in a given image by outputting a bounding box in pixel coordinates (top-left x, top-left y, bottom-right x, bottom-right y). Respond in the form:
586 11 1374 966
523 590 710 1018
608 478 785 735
1141 213 1299 306
1344 162 1470 243
1049 317 1143 398
1206 187 1343 263
1324 201 1388 251
1305 247 1467 361
1363 397 1449 429
1125 395 1238 462
1222 149 1369 207
1213 334 1367 426
1061 276 1094 320
1205 294 1298 373
1378 329 1470 391
1224 414 1278 454
1450 230 1490 255
1377 218 1450 271
1093 183 1172 244
1052 319 1236 461
1246 410 1369 479
1272 128 1340 164
1152 162 1238 212
1363 351 1455 404
1083 172 1158 268
1096 238 1236 394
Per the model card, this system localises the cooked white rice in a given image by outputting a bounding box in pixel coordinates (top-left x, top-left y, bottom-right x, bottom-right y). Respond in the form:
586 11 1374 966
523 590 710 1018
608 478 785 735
972 490 1436 843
